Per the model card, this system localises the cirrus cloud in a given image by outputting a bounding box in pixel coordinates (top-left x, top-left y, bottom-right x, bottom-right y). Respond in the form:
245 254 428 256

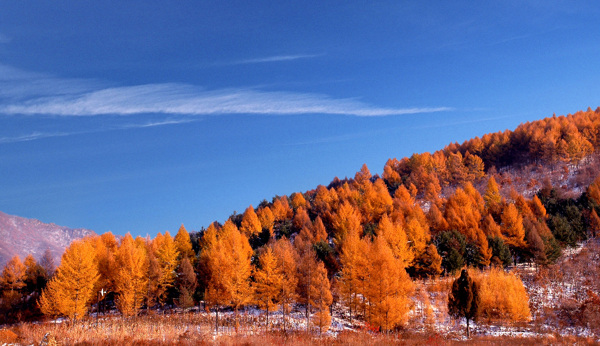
1 83 451 117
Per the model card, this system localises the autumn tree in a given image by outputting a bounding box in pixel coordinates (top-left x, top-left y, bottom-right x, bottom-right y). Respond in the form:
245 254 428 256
174 224 195 264
296 242 329 331
145 244 162 308
293 207 312 233
0 256 26 292
154 231 180 305
39 239 99 321
448 269 479 338
470 268 530 323
207 220 253 332
0 255 27 312
291 192 309 210
240 205 262 238
196 222 219 298
500 203 526 247
311 260 333 335
271 196 293 222
254 247 283 331
114 234 148 316
483 176 502 210
377 214 412 267
338 226 369 324
92 233 118 300
331 201 362 250
411 243 443 278
272 237 298 332
176 257 197 309
257 206 275 237
24 254 46 293
366 234 414 332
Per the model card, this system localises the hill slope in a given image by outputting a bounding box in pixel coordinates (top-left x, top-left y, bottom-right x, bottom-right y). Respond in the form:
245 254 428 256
0 210 95 267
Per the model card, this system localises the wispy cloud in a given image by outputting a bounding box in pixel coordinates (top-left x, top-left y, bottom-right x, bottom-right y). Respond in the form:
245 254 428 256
0 83 451 117
0 62 451 118
0 131 73 144
232 54 322 65
0 117 200 144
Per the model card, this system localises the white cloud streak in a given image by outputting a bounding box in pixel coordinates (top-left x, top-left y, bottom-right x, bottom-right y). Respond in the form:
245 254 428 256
233 54 322 64
0 83 451 117
0 118 199 144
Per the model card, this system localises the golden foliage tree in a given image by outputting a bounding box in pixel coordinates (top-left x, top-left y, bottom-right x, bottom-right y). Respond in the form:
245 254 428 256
207 220 253 331
530 195 547 220
366 234 413 331
481 213 502 238
291 192 309 210
0 256 26 292
312 216 328 243
377 214 411 267
114 234 148 316
155 231 180 305
145 243 162 308
240 205 262 238
483 176 502 209
272 196 293 222
39 239 99 321
331 201 362 249
338 226 369 324
412 243 443 278
470 268 530 323
253 247 283 330
311 260 333 335
272 237 298 332
24 254 46 292
92 233 118 297
500 203 526 247
427 202 449 234
174 224 195 264
587 175 600 206
293 207 312 233
176 257 197 309
257 206 275 237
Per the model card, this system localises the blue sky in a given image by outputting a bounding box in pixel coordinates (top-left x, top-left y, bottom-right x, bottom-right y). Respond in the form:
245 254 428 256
1 1 599 237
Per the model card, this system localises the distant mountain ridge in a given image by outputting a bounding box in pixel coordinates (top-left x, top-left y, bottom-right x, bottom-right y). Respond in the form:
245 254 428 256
0 211 95 267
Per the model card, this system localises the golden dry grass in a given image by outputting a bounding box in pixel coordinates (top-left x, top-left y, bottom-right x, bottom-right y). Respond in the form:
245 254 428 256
4 314 595 346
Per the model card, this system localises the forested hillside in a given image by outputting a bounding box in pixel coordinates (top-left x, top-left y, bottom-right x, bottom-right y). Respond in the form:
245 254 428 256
2 108 600 343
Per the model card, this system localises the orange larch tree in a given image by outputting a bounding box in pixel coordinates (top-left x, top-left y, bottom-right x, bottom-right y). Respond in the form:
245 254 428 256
114 233 148 316
338 226 368 324
366 234 414 332
257 206 275 237
500 203 526 247
331 201 362 250
174 224 195 265
240 205 262 238
272 237 298 332
155 231 180 305
253 247 283 331
39 239 99 321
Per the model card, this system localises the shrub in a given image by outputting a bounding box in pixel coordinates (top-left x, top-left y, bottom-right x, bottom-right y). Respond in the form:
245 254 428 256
470 267 531 323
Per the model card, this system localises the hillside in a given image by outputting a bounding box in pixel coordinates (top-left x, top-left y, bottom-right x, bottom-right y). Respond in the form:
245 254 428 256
1 108 600 343
0 211 95 267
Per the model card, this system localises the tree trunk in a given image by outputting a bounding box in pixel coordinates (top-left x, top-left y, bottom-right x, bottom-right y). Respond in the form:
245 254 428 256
235 306 239 333
215 305 219 335
466 317 470 338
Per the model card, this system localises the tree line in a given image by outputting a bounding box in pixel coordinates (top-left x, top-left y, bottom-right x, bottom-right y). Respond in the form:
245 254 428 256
1 108 600 332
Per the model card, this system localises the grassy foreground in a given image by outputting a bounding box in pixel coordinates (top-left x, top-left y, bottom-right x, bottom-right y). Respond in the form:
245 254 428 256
0 313 596 345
